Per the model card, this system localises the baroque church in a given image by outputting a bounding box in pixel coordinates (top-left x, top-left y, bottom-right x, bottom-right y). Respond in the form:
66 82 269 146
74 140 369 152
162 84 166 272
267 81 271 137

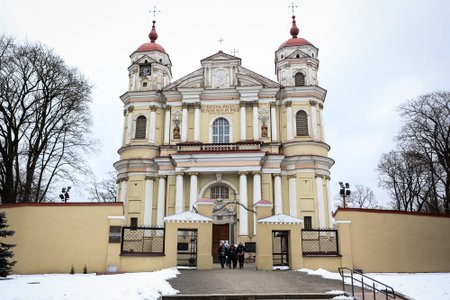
114 13 334 264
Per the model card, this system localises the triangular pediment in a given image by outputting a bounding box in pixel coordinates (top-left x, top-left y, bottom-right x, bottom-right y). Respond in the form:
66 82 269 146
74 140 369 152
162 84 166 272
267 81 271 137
201 51 241 64
285 49 311 59
164 68 204 90
134 54 158 64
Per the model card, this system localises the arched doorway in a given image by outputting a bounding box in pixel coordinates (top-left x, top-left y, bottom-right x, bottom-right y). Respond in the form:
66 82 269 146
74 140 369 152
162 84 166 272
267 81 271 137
200 179 238 262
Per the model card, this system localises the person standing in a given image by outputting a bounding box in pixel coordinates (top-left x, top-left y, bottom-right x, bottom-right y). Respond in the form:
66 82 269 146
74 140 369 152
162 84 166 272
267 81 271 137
224 241 231 268
218 241 227 269
236 242 246 269
229 244 238 269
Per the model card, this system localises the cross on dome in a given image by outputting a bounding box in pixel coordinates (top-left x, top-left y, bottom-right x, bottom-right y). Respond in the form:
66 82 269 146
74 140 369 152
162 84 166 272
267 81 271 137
288 1 298 16
218 37 224 51
149 5 161 21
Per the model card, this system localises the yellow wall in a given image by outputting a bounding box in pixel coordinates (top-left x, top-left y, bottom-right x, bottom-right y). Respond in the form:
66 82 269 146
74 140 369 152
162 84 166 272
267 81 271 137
335 208 450 272
0 203 123 274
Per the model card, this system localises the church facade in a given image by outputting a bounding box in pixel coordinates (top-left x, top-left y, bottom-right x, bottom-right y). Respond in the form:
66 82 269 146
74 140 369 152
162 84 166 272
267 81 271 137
113 15 334 265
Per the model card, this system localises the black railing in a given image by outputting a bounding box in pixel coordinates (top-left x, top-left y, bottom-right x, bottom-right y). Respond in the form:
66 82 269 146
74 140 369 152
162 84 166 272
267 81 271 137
338 267 397 299
301 228 339 256
121 227 165 256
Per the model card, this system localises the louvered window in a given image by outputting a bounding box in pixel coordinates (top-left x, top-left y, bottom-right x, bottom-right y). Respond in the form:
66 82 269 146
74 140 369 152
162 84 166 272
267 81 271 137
135 116 147 139
296 111 308 136
295 72 305 86
212 117 230 143
211 185 230 199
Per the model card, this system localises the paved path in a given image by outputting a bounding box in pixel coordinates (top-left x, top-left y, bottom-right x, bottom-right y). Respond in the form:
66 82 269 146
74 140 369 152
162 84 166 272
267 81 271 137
168 264 346 295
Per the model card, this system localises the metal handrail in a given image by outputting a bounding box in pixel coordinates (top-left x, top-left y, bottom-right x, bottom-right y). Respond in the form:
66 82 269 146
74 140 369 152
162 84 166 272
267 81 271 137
338 267 396 299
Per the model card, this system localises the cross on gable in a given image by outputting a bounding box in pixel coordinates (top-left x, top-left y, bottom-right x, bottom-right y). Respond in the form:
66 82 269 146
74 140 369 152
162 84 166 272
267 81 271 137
218 37 224 51
231 49 239 56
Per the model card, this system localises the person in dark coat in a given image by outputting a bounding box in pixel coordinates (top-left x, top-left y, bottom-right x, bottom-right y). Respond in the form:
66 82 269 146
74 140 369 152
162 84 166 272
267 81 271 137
229 244 238 269
217 241 227 269
236 242 246 269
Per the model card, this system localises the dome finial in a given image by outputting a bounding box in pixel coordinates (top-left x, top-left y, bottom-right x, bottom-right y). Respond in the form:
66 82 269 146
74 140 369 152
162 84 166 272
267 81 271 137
290 15 299 38
149 20 158 43
148 6 161 43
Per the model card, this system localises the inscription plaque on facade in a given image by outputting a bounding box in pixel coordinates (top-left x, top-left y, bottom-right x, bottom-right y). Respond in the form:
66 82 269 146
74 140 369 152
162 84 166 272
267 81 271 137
202 104 239 114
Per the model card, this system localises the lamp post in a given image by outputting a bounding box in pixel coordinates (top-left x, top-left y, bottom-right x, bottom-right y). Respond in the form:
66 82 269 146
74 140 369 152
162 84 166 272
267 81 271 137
339 182 351 208
59 186 71 203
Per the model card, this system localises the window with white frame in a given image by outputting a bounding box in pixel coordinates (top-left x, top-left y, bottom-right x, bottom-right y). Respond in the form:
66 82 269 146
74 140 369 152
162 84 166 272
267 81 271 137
212 117 230 143
210 185 230 199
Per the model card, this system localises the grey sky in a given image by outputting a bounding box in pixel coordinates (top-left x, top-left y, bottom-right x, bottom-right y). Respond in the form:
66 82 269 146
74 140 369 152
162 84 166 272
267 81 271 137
1 0 449 206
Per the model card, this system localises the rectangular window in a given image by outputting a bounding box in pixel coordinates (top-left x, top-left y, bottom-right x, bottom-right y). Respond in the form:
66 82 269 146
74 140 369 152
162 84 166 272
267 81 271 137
130 217 138 229
304 216 312 229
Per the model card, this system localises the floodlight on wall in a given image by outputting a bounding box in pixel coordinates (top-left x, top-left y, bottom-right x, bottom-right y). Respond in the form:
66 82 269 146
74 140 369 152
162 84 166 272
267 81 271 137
338 182 351 208
59 186 71 203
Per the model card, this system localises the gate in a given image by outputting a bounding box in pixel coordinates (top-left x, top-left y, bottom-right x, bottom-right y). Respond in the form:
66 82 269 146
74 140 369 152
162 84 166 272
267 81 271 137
177 229 198 268
272 230 289 267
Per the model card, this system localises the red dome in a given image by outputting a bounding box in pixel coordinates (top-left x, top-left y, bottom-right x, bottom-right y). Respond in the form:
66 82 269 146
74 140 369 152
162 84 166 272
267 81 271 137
136 42 166 53
135 20 166 53
278 37 312 49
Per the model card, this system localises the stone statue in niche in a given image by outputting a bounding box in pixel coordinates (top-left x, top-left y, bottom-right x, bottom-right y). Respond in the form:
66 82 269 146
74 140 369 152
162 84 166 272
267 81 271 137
258 107 270 138
173 125 180 139
213 68 229 89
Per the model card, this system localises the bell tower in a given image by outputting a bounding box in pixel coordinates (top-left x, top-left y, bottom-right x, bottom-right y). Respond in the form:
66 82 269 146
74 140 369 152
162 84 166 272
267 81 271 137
275 15 319 87
128 20 172 92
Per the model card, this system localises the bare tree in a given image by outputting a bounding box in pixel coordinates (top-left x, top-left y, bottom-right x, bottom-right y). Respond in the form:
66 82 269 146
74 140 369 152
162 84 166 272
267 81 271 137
377 91 449 213
377 151 431 212
0 35 97 203
87 172 117 202
396 91 450 214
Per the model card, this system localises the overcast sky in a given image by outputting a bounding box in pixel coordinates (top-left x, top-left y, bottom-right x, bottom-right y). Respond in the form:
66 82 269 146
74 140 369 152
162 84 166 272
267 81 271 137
1 0 449 206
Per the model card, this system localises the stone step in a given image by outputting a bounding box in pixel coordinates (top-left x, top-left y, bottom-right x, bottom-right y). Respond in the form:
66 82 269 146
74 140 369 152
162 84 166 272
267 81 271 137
161 293 354 300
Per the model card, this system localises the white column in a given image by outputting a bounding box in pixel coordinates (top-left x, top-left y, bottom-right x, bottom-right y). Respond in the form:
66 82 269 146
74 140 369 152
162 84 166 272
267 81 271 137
189 173 198 210
120 179 127 205
319 104 325 141
240 103 247 140
310 102 318 140
253 172 262 234
286 102 293 140
164 106 171 144
156 176 166 227
327 177 333 227
288 175 297 217
253 104 259 140
270 103 278 141
144 177 154 226
194 104 201 142
239 172 248 236
274 174 283 214
149 107 157 144
181 105 188 142
126 107 134 144
175 173 184 213
316 176 326 228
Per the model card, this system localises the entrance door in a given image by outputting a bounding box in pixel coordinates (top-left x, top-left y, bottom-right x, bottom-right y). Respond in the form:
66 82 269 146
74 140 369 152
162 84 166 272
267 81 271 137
177 229 197 268
212 224 229 262
272 231 289 268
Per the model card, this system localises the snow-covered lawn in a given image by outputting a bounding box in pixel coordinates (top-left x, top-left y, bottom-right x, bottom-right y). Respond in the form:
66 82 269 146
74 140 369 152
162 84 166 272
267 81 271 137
299 268 450 300
0 268 179 300
1 268 450 300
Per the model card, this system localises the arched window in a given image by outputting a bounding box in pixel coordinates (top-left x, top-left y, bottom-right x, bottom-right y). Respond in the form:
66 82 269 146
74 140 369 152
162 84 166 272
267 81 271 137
211 185 230 199
212 117 230 143
295 72 305 86
135 116 147 139
296 111 308 136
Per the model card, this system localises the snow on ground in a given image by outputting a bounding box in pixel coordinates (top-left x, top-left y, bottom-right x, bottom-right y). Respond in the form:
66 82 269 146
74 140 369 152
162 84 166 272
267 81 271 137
1 267 450 300
0 268 179 300
299 268 450 300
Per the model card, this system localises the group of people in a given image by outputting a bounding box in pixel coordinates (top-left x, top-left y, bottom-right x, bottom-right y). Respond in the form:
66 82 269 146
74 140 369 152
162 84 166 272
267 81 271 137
217 241 246 269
